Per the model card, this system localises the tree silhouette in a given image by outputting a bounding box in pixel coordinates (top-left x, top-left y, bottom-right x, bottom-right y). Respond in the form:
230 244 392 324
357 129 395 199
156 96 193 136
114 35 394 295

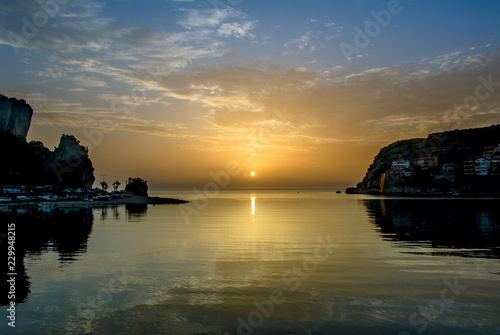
125 177 148 196
112 181 121 192
100 181 108 191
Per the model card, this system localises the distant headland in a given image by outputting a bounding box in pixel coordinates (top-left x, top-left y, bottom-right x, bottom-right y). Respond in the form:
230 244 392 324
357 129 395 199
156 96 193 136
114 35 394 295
347 125 500 196
0 94 187 206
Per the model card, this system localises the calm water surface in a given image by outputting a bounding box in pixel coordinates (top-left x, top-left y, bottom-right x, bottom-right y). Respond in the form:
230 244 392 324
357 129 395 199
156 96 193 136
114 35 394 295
1 190 499 334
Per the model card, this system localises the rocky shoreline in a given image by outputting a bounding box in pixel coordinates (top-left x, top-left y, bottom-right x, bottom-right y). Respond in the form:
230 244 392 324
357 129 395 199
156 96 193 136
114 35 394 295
0 195 188 208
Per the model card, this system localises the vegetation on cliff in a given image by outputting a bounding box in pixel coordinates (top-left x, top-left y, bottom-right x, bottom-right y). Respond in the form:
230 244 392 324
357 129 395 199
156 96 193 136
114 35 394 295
125 177 149 196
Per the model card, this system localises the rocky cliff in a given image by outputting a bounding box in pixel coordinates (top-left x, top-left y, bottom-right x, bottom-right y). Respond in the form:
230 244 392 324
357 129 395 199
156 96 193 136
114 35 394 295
0 94 33 139
350 125 500 196
54 135 95 189
0 94 95 189
0 132 95 189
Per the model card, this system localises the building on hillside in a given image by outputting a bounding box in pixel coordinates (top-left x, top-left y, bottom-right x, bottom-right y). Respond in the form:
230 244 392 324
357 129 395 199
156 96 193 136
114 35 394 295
414 155 438 171
491 158 500 175
463 160 475 176
492 145 500 160
441 163 458 175
475 158 490 176
483 146 496 161
391 160 410 170
387 169 404 177
3 185 27 194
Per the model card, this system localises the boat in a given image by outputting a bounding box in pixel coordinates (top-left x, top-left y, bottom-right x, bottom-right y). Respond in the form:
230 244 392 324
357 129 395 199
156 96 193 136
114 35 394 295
38 194 58 201
0 197 12 203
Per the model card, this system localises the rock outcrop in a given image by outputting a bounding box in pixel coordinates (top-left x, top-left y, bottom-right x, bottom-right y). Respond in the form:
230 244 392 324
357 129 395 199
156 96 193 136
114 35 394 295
351 125 500 196
125 177 149 196
0 94 33 139
0 132 95 189
0 94 95 189
53 135 95 189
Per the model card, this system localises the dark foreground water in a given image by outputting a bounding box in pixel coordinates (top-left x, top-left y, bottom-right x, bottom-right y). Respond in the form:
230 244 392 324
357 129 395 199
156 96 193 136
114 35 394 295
1 190 499 334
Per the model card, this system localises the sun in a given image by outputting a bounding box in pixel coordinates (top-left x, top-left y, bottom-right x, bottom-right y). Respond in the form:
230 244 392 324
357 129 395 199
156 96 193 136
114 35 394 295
250 171 255 177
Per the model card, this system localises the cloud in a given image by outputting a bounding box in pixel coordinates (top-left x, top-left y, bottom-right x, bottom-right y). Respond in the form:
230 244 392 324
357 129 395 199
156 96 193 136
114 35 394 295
1 90 186 138
285 32 311 50
179 8 238 29
151 49 500 152
0 0 256 91
0 0 260 139
72 76 109 88
178 7 256 39
2 0 498 158
217 21 256 39
34 111 190 138
283 22 343 55
36 67 69 79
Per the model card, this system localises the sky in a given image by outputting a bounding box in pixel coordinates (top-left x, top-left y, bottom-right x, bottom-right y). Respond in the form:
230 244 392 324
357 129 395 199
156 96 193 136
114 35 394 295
1 0 500 190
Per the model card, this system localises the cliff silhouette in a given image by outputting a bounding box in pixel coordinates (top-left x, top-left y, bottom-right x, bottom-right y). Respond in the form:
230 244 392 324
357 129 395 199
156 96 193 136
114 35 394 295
350 125 500 196
0 94 95 189
0 95 32 138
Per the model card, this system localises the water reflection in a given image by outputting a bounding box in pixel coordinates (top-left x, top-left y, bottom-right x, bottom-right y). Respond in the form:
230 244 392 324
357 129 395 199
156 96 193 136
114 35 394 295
0 206 94 305
250 196 256 216
126 203 148 220
364 199 500 258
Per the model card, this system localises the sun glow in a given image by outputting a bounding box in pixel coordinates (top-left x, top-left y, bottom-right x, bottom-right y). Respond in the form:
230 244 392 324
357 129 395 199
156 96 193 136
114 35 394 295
251 171 255 177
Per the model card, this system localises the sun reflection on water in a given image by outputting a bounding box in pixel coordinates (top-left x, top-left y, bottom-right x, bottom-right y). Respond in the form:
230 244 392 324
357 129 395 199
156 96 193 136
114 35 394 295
251 196 256 216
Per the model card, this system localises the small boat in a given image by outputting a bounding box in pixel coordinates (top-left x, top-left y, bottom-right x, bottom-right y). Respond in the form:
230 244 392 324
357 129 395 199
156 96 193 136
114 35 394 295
95 195 110 201
39 194 58 201
0 197 12 203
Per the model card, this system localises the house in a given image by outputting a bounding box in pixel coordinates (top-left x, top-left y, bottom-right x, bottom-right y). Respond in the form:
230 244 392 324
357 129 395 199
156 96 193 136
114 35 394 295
391 160 410 170
491 159 500 175
475 158 490 176
441 163 457 175
387 169 404 177
463 160 475 176
3 185 27 194
414 155 438 171
492 145 500 161
483 146 496 160
493 144 500 154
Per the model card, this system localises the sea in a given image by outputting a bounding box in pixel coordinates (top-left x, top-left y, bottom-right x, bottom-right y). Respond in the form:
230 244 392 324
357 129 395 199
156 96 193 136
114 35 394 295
1 190 499 335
